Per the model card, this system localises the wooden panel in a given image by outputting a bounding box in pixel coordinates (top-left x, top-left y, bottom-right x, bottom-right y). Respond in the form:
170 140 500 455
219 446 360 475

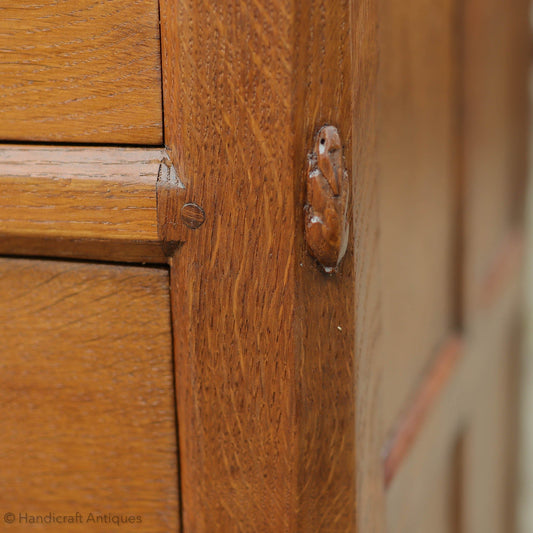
462 0 529 317
386 264 522 533
377 0 458 431
461 298 522 533
0 0 162 144
388 444 461 533
383 228 524 488
0 146 170 262
386 352 464 533
160 0 380 530
378 0 527 530
0 258 179 532
383 335 463 487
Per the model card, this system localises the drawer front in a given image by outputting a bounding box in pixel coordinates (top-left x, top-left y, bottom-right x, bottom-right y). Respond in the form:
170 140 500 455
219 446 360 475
0 1 162 144
0 258 178 532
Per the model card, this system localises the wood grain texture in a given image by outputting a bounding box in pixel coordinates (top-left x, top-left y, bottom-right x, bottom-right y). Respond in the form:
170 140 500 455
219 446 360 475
0 236 168 264
160 0 379 530
0 146 170 262
0 0 162 144
0 258 179 532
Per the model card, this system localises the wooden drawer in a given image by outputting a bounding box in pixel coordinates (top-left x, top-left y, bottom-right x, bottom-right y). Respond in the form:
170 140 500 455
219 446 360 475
0 1 162 144
0 258 179 531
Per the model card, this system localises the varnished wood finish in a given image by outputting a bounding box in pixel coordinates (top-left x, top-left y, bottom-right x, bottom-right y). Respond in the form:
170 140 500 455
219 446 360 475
0 236 167 264
160 0 379 530
0 146 170 262
0 258 179 532
0 0 162 144
156 159 188 256
351 0 386 531
0 0 526 529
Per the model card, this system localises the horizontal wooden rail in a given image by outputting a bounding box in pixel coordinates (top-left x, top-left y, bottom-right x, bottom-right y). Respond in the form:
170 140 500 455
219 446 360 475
0 146 186 263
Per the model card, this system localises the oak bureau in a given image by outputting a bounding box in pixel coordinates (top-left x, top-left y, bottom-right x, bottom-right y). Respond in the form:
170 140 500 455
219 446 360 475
0 0 528 531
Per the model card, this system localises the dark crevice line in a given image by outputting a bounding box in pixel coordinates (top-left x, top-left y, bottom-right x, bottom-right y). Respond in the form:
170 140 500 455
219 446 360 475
452 0 466 332
168 257 185 533
155 6 182 526
0 252 168 269
0 139 164 149
156 0 166 149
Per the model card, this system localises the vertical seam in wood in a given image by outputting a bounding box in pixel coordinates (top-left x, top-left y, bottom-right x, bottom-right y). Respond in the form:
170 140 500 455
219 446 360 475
168 259 184 533
156 0 166 146
156 156 187 257
452 0 466 332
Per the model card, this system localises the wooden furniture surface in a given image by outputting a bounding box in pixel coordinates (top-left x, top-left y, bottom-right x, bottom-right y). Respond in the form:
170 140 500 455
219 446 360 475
378 0 528 532
0 0 162 144
0 0 528 531
0 145 171 262
159 0 377 529
378 0 458 431
0 146 166 242
0 258 179 532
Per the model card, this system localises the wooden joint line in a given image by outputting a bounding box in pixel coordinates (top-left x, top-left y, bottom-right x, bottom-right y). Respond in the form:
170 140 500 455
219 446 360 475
0 145 194 263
